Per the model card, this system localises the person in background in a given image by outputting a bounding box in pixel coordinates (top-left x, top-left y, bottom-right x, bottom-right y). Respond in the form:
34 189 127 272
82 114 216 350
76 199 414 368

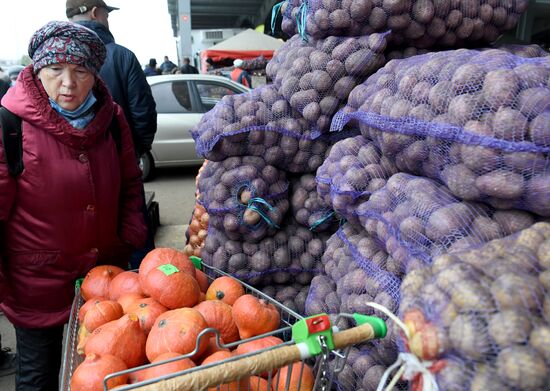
7 66 25 86
67 0 158 267
0 77 9 100
230 58 252 88
180 57 198 74
160 55 177 74
0 21 146 390
144 58 159 76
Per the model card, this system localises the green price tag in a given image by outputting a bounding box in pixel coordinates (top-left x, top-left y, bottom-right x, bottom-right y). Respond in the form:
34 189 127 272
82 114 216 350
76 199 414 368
157 264 180 276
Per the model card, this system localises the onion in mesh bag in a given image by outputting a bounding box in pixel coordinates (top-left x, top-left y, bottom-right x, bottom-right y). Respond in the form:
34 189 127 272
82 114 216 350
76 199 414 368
334 49 550 216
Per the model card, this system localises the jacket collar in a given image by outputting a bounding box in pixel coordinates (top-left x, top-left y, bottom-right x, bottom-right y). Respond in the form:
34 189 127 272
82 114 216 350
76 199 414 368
1 65 115 150
75 20 115 45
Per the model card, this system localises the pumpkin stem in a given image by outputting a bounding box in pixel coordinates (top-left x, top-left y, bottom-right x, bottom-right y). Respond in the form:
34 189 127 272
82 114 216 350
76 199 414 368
216 290 225 300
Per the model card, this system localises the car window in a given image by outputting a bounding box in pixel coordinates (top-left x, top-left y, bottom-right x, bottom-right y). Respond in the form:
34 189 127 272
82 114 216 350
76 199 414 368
151 81 192 113
195 81 241 111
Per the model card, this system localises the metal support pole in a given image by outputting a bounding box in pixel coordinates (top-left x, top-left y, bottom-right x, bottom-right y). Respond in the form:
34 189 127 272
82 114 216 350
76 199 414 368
178 0 192 65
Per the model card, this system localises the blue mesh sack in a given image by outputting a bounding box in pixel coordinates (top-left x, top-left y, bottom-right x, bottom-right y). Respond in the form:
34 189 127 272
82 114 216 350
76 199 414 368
333 49 550 216
191 84 358 173
304 223 405 390
278 0 528 47
201 218 329 286
398 222 550 391
316 135 398 226
265 33 387 123
290 173 339 232
355 172 539 270
197 156 289 243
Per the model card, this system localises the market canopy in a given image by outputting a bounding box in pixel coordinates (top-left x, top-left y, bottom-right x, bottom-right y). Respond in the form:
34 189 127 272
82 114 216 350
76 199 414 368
201 29 283 62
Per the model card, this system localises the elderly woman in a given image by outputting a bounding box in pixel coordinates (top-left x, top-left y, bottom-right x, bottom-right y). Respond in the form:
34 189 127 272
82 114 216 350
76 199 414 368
0 21 146 390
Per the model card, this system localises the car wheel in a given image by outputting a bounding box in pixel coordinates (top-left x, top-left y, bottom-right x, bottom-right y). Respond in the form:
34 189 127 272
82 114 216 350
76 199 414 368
139 152 155 182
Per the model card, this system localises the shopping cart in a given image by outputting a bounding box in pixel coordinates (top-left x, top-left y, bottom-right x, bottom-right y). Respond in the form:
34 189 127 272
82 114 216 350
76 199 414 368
60 260 387 391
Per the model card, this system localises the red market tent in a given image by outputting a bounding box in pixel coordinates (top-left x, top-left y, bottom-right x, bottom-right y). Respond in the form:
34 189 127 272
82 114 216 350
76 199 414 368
200 29 283 66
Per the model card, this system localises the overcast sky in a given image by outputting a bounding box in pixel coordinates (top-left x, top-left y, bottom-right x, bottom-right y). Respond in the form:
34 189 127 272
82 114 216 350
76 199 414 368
0 0 178 66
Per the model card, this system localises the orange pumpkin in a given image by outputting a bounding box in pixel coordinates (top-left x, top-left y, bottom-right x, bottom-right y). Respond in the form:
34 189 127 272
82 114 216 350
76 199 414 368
142 265 201 309
146 308 210 362
83 300 124 332
275 363 315 391
70 353 128 391
205 276 245 306
234 336 284 378
126 298 168 335
81 265 124 301
131 352 195 383
232 295 280 339
78 298 103 324
248 376 273 391
139 248 196 293
202 351 248 391
84 314 147 368
195 269 210 293
108 271 143 301
117 293 147 314
194 300 239 344
196 337 229 364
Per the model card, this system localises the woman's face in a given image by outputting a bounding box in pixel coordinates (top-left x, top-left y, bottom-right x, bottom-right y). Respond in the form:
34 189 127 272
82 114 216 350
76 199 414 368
38 63 95 111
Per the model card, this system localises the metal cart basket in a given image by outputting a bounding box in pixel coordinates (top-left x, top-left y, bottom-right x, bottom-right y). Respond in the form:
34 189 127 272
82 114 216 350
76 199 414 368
60 262 386 390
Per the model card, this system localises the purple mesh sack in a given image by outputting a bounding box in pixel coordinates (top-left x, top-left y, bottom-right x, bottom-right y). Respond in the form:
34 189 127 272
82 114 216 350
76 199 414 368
386 46 430 61
265 33 387 125
201 218 329 286
197 156 289 243
316 135 398 226
399 222 550 391
191 84 358 173
488 43 550 58
290 173 339 232
356 172 539 269
304 223 405 390
279 0 528 47
333 49 550 216
261 283 310 314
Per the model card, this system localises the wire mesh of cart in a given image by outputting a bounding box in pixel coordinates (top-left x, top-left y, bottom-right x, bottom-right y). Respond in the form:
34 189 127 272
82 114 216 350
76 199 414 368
60 259 387 391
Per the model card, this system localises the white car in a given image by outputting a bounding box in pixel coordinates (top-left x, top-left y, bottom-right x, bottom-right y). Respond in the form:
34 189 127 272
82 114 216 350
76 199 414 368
141 74 250 180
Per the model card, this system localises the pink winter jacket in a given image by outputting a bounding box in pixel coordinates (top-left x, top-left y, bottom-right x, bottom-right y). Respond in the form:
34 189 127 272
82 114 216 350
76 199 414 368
0 66 147 328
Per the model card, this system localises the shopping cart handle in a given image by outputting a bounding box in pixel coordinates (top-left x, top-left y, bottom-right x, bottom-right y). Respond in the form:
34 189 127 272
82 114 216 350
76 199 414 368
129 321 383 391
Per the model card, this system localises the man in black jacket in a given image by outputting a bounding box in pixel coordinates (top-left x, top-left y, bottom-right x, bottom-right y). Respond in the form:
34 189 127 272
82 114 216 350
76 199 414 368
67 0 157 266
180 57 199 74
67 0 157 159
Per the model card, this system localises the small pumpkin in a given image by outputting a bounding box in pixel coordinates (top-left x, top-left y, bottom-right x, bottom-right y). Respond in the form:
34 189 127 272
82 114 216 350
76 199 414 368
84 314 147 368
194 300 240 344
78 298 103 324
146 308 210 362
108 271 143 301
195 269 210 293
139 248 196 293
83 300 124 333
131 352 195 383
275 362 315 391
248 376 272 391
142 264 201 309
126 298 168 335
81 265 124 301
70 353 128 391
205 276 245 306
234 336 284 378
117 293 147 314
202 351 249 391
196 337 229 364
232 295 280 339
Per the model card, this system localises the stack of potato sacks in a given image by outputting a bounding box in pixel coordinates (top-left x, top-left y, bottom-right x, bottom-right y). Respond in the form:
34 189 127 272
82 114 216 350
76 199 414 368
268 0 550 390
190 0 550 389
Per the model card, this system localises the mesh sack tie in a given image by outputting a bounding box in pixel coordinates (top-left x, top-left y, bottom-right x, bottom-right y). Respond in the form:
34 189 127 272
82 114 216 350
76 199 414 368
309 211 335 231
271 1 286 35
296 0 308 42
247 197 280 229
